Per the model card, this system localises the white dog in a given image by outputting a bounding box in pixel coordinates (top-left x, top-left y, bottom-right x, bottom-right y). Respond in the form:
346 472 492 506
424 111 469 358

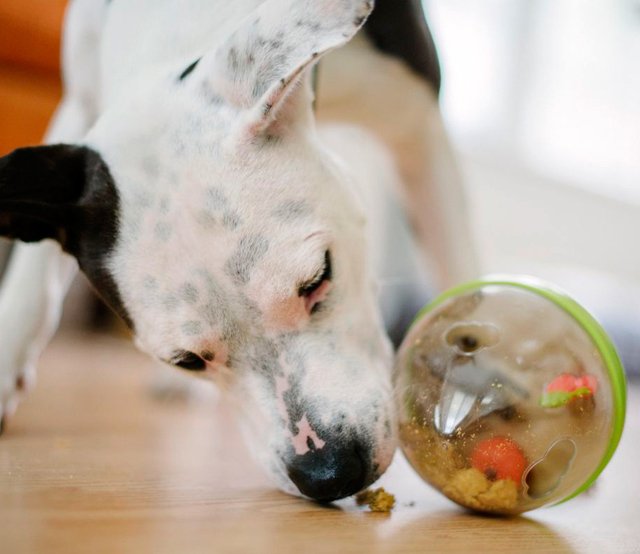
0 0 476 501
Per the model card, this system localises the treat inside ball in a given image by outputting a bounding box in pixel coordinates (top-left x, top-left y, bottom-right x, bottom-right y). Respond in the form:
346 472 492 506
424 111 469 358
395 277 626 515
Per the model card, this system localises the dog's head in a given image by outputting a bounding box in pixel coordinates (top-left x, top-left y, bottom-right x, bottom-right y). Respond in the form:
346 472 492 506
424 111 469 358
0 0 396 500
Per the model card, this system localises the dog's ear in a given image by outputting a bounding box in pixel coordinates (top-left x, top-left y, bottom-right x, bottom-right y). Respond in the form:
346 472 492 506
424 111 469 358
192 0 373 136
0 144 115 255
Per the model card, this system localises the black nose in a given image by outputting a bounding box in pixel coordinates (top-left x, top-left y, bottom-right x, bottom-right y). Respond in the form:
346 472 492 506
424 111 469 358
286 440 370 502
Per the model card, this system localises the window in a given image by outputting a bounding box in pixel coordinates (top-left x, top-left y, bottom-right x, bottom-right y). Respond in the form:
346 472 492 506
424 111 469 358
424 0 640 204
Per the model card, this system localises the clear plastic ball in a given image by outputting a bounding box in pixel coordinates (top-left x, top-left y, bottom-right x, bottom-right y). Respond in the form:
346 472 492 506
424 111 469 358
394 279 626 515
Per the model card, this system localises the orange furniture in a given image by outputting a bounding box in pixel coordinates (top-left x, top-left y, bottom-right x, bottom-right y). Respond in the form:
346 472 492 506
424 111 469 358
0 0 68 155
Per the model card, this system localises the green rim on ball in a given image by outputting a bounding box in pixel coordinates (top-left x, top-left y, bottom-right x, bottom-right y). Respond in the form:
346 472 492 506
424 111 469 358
411 274 627 506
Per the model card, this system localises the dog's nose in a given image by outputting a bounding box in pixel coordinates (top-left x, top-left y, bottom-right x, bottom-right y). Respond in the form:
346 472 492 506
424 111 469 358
286 440 370 502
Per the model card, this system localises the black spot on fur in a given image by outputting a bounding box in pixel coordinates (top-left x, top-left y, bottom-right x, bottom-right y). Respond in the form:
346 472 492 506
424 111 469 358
180 283 199 304
384 418 392 438
295 20 321 33
222 210 241 230
206 187 229 208
282 376 307 435
198 270 228 324
228 47 240 73
165 295 181 311
245 335 281 379
225 234 269 285
272 200 312 220
178 57 202 81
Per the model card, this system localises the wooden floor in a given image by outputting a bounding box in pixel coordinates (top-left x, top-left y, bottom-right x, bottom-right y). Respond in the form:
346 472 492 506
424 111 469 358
1 333 638 554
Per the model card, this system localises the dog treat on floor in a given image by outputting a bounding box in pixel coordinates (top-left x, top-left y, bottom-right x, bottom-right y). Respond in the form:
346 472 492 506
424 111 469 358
395 278 626 515
355 487 396 512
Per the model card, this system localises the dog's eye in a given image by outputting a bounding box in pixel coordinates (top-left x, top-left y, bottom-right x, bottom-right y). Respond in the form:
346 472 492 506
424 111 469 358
298 250 332 298
171 351 206 371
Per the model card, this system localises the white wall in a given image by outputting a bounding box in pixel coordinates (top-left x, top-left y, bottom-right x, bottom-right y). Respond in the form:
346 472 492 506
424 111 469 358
462 155 640 285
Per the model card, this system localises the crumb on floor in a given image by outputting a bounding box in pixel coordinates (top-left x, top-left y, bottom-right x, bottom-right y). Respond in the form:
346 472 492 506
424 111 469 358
355 487 396 513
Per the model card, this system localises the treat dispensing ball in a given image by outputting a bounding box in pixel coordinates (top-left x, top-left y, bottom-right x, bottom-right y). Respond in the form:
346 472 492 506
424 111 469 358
395 276 627 515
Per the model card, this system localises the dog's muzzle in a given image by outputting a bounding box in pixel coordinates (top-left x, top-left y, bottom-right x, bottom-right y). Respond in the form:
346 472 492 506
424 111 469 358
285 438 372 502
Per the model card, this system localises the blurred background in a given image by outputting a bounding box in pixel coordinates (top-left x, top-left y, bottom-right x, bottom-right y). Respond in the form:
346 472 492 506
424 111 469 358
423 0 640 376
0 0 638 375
0 0 65 155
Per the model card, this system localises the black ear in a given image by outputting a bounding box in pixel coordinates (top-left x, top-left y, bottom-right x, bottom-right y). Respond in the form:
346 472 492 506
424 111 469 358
0 144 107 251
0 143 132 326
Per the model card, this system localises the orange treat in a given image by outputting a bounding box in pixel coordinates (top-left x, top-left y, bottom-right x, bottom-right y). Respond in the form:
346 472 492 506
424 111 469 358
471 437 527 484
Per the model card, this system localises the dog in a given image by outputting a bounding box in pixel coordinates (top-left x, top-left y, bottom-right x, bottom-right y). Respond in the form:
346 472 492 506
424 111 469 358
0 0 476 502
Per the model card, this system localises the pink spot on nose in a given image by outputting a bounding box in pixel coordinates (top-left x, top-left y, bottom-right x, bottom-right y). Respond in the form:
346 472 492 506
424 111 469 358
275 373 326 456
291 414 326 455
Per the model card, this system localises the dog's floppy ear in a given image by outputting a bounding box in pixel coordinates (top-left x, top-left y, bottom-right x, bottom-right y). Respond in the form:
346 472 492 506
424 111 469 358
193 0 373 135
0 144 115 255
